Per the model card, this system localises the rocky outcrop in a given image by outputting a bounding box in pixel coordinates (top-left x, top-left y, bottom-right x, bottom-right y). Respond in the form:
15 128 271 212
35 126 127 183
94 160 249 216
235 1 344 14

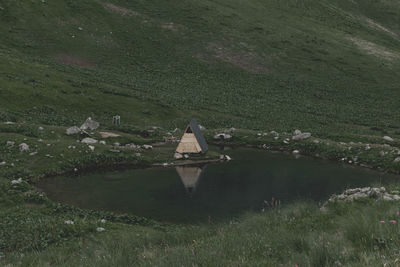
323 187 400 207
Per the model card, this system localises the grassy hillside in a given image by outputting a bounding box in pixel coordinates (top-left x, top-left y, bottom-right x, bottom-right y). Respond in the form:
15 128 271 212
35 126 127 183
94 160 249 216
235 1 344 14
1 0 400 265
0 0 399 135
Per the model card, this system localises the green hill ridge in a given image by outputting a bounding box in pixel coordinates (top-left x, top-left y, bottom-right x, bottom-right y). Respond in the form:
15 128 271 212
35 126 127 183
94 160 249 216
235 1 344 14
1 0 399 135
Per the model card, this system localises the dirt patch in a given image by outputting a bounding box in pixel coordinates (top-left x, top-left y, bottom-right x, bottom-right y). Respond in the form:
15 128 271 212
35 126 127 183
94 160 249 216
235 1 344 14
56 55 95 68
99 1 141 17
347 37 399 61
99 131 121 138
363 17 398 39
201 43 268 74
161 22 185 32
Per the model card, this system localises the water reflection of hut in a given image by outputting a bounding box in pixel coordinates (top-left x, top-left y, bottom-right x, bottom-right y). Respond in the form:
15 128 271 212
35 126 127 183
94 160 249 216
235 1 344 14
176 166 205 193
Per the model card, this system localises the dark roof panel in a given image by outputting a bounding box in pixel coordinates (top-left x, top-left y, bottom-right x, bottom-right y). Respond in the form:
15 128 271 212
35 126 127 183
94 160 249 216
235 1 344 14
189 119 208 153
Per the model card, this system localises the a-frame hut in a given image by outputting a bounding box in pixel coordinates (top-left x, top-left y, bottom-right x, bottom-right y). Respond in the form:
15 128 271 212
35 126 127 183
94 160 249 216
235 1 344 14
176 119 208 154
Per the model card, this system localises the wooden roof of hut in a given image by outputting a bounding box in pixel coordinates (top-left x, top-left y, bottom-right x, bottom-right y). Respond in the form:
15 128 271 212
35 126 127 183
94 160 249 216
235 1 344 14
176 119 208 154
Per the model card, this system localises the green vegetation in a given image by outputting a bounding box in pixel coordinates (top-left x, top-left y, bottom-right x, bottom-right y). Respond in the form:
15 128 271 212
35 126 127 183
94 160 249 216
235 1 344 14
5 201 400 266
1 0 400 265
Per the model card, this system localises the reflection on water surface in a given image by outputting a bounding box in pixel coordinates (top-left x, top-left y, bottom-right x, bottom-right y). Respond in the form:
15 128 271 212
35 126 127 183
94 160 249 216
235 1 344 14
38 148 399 223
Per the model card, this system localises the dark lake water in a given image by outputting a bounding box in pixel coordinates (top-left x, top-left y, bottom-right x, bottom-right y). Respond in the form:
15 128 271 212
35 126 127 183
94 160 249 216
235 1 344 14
38 147 399 223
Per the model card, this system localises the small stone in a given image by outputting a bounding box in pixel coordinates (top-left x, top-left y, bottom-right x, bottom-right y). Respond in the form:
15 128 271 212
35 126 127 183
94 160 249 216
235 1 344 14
270 131 279 136
0 161 6 166
38 126 44 131
293 129 302 135
383 136 394 142
142 145 153 150
66 126 81 135
135 153 141 157
394 157 400 163
81 138 98 144
109 149 120 153
174 152 183 159
292 150 299 154
19 143 29 152
313 140 320 144
11 178 23 185
74 168 78 172
214 133 232 140
99 141 106 145
64 220 74 225
96 227 105 232
6 141 15 147
283 138 290 144
100 219 106 223
88 145 95 151
198 125 206 130
29 152 38 156
184 154 189 159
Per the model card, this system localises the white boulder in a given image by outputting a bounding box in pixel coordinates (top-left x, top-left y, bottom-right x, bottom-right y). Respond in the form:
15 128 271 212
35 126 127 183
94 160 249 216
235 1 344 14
66 126 81 135
11 178 23 185
80 117 100 130
81 138 98 144
174 152 183 159
383 136 394 142
19 143 29 152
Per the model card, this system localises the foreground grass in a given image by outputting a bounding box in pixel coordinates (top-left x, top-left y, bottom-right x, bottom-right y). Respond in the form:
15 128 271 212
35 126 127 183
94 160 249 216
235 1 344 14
4 201 400 266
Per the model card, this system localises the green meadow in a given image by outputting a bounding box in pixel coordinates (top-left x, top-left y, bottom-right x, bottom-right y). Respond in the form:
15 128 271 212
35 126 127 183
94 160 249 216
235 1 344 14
1 0 400 265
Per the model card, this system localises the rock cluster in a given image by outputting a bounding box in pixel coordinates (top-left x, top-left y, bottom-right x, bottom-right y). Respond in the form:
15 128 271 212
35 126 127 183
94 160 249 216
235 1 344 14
66 117 99 135
323 187 400 207
292 129 311 141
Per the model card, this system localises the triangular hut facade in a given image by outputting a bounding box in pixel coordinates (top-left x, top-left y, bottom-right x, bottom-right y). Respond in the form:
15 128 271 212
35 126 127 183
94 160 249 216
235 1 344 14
176 119 208 154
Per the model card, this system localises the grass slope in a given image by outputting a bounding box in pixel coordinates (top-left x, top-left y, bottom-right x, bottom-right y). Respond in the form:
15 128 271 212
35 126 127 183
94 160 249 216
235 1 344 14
1 0 400 265
0 0 399 133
